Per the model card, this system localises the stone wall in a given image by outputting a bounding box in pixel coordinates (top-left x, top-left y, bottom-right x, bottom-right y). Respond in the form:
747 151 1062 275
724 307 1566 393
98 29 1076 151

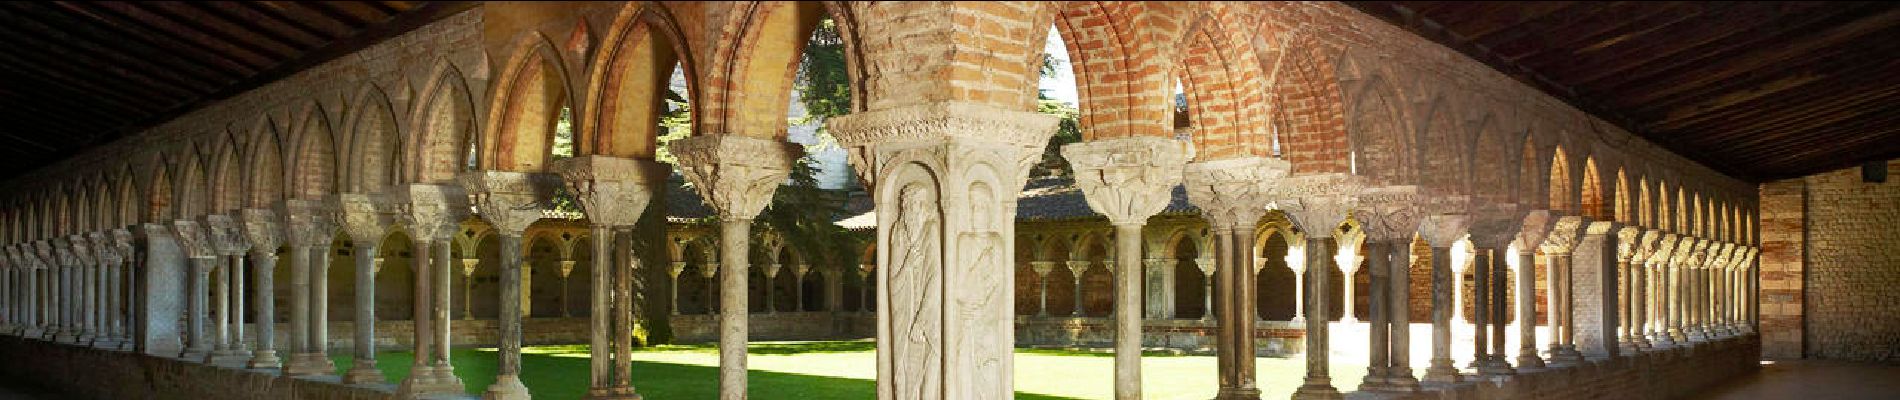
1762 159 1900 363
235 313 876 353
1413 336 1760 400
1757 178 1806 359
0 337 391 400
1014 317 1307 356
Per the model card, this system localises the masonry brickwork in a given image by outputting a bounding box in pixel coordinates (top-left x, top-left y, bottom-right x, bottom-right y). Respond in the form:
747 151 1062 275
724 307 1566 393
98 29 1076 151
1760 158 1900 363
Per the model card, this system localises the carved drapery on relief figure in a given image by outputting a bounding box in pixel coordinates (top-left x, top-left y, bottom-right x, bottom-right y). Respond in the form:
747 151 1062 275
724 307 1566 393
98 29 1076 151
889 182 942 399
957 181 1006 400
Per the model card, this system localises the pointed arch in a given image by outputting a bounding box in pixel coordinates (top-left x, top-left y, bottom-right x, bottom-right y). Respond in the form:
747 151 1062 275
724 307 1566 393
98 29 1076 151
1548 146 1573 214
147 155 175 223
582 1 697 158
408 60 478 183
1637 175 1652 229
1275 35 1348 174
1579 156 1606 219
1519 136 1544 209
289 104 340 200
1420 99 1471 194
1178 9 1272 159
482 32 577 171
345 84 404 193
1050 1 1144 140
244 117 288 208
696 2 831 139
115 166 139 227
177 145 212 220
1344 75 1411 185
208 131 244 214
1470 114 1512 203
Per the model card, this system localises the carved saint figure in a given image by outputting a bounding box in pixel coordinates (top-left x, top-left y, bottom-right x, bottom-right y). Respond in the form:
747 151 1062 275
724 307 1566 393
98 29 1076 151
889 183 941 399
958 183 1004 398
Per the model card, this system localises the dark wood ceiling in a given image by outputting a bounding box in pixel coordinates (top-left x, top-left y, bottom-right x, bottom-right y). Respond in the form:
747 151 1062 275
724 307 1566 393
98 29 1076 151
0 1 472 181
1347 1 1900 182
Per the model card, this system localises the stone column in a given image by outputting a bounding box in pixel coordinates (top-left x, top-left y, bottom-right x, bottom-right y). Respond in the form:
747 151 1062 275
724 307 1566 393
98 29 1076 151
1064 136 1187 400
559 260 577 318
668 262 685 315
668 135 798 400
337 193 393 384
208 215 254 365
1510 211 1552 368
702 263 719 315
462 258 479 321
1284 237 1307 324
281 199 338 376
1196 258 1215 322
390 184 465 396
829 102 1057 399
1467 204 1524 376
1067 261 1091 317
1364 188 1431 391
241 209 283 369
1628 230 1659 351
1681 239 1709 343
432 242 462 386
1030 261 1055 317
553 155 660 400
1651 234 1681 346
793 265 810 312
1419 212 1471 383
1279 174 1360 400
461 171 555 400
763 264 782 315
853 265 870 313
48 240 75 344
1539 216 1585 366
70 236 96 345
1143 257 1174 319
170 220 218 361
1184 156 1284 400
1340 241 1362 325
1 251 12 334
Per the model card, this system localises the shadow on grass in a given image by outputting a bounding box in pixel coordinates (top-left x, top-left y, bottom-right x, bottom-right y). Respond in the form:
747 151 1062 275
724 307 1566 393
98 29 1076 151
336 345 1077 400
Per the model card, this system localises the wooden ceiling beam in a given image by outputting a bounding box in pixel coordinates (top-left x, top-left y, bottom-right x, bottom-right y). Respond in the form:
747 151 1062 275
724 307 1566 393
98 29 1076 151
0 21 206 97
1561 2 1834 89
1653 59 1900 134
255 1 357 38
235 1 340 42
0 52 172 113
141 1 303 59
56 1 270 72
7 2 238 85
1488 2 1695 62
189 1 327 49
1611 7 1900 105
88 1 288 62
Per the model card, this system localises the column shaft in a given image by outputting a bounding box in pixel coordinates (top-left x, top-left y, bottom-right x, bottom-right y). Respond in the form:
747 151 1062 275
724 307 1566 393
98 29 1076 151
1388 241 1417 389
399 238 437 394
432 243 461 386
344 242 383 384
1423 245 1459 383
1294 237 1338 398
249 251 280 368
488 234 529 398
1113 223 1144 400
1516 250 1543 367
1359 242 1390 391
718 219 751 400
588 225 613 395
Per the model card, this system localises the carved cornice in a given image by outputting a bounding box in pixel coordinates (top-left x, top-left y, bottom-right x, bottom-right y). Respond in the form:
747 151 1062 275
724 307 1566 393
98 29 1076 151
549 155 661 227
1355 185 1426 241
458 170 557 234
1062 136 1191 225
827 101 1060 188
666 135 799 221
1272 173 1362 238
388 183 470 242
170 219 216 259
1615 226 1644 262
1539 215 1586 255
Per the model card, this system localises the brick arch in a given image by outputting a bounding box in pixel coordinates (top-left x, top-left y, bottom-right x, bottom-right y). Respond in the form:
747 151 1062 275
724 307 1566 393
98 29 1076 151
1274 35 1348 174
1471 114 1514 203
1420 98 1472 195
834 2 1053 112
115 166 139 227
407 60 477 184
1636 174 1653 228
1177 7 1271 158
69 179 91 234
581 1 698 158
344 84 403 193
1547 146 1574 214
242 117 286 208
288 104 339 200
207 133 243 214
86 176 109 232
1050 1 1146 140
1518 134 1545 210
1674 186 1690 234
147 155 174 222
175 145 212 220
481 32 576 172
1579 156 1608 220
697 1 834 139
1344 75 1413 186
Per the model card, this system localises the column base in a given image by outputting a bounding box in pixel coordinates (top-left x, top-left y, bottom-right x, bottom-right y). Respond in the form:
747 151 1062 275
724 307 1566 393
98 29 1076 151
343 360 385 384
1649 333 1676 349
1215 387 1262 400
1478 356 1515 376
1292 383 1342 400
398 367 467 399
483 375 531 400
284 353 337 376
1516 350 1545 369
1384 371 1421 392
583 387 644 400
247 351 282 369
56 332 80 344
210 350 253 367
432 362 465 389
1357 366 1388 392
21 328 43 338
1549 346 1584 366
180 347 212 362
1422 360 1461 383
1686 329 1710 343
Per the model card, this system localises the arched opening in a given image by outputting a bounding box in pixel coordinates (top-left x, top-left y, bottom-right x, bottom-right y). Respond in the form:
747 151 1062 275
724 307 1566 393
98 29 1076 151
1346 79 1411 185
1580 157 1607 220
348 87 403 193
245 120 286 209
527 234 565 319
1473 118 1511 203
1421 104 1469 193
469 233 502 319
377 231 415 321
1077 234 1112 317
566 236 594 318
482 36 572 172
1172 235 1206 319
1548 147 1573 214
410 63 477 183
292 107 338 201
1257 231 1297 321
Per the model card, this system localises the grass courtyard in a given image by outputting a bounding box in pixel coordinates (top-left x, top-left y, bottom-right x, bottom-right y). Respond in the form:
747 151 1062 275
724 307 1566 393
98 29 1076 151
330 340 1372 400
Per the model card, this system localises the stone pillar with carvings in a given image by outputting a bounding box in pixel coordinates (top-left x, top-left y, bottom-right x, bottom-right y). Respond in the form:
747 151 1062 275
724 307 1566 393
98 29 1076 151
1539 216 1586 366
667 135 798 400
204 215 251 366
1067 260 1091 317
68 236 97 345
1031 261 1055 317
1279 174 1360 400
1627 229 1659 351
1184 156 1285 400
336 193 392 384
1680 238 1709 343
668 262 685 315
240 209 283 368
1512 211 1552 368
552 155 659 400
1650 234 1681 347
828 102 1057 399
390 183 471 395
1064 136 1188 400
460 171 554 400
170 220 217 361
1419 211 1471 383
280 199 338 375
1468 204 1524 376
1357 186 1427 392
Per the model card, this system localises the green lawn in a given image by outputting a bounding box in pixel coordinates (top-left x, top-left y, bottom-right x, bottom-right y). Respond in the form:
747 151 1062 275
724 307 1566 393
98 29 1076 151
331 341 1369 400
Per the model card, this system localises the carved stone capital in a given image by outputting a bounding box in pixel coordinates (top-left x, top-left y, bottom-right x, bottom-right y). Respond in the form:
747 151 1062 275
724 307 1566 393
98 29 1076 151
279 199 337 248
700 263 721 279
827 101 1059 188
1272 173 1363 237
170 219 217 259
1182 156 1289 230
793 264 811 277
549 155 662 227
1631 229 1663 263
666 135 799 220
1030 261 1057 276
1065 260 1092 278
112 228 135 260
388 183 470 242
1678 239 1708 267
333 193 395 243
65 235 95 266
1539 215 1587 255
1356 185 1425 241
1468 203 1526 249
1194 258 1216 276
240 209 284 252
1515 210 1553 253
668 262 687 278
762 263 782 278
458 171 556 234
1648 234 1680 265
559 260 578 278
33 240 56 269
88 232 119 266
1061 136 1191 225
203 214 251 256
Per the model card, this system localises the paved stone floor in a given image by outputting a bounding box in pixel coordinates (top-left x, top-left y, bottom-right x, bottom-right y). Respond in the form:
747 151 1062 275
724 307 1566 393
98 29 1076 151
1691 359 1900 400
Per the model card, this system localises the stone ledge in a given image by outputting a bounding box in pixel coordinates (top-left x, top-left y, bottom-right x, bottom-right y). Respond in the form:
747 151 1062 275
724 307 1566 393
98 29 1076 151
0 336 394 400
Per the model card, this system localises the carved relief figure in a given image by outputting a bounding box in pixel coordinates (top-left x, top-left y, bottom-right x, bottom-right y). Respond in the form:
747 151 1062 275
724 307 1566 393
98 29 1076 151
958 182 1005 399
889 182 942 399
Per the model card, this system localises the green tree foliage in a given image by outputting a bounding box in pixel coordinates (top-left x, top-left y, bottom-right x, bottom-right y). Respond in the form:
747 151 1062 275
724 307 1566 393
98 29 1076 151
760 17 869 277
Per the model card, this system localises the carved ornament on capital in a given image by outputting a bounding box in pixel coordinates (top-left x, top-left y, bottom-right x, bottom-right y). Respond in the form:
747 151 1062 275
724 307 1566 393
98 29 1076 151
334 193 395 243
1615 227 1644 263
88 232 119 266
388 183 469 242
549 155 661 227
666 135 799 220
1183 156 1290 230
1355 185 1425 242
1271 173 1363 238
826 101 1059 189
170 219 216 259
458 171 556 234
1061 136 1191 225
1632 229 1663 264
112 228 135 261
1539 216 1587 256
203 214 251 256
1515 210 1553 253
1467 203 1526 249
65 235 94 267
1648 234 1680 266
240 209 284 253
279 199 338 248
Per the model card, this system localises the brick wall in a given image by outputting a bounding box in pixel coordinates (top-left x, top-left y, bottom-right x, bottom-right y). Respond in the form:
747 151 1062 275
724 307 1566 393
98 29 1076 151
1772 159 1900 363
1757 178 1805 359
